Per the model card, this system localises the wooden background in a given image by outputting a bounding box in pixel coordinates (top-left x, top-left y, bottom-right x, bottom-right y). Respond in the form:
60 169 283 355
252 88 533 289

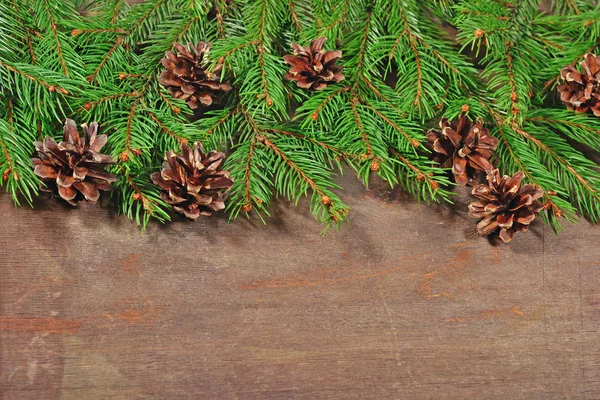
1 173 599 399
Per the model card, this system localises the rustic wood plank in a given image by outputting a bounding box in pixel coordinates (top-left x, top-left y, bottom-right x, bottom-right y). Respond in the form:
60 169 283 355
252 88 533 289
1 174 599 399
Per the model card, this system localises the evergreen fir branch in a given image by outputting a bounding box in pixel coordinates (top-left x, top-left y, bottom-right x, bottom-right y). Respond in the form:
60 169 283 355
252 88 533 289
296 86 350 131
106 97 154 165
288 1 302 32
112 164 171 231
123 0 172 45
389 148 454 204
525 109 600 154
514 124 600 222
82 0 174 85
78 88 142 118
264 126 353 163
4 0 600 234
87 36 126 84
37 0 75 76
359 98 422 152
0 1 30 62
237 51 287 117
0 117 39 206
259 135 348 228
0 61 83 120
148 111 186 145
198 107 239 150
543 40 599 89
226 136 273 220
110 0 128 24
359 77 403 114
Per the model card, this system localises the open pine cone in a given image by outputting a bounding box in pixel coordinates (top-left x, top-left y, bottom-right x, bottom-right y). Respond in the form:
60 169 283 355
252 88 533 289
32 119 115 205
283 37 344 90
558 53 600 116
468 169 544 243
427 114 498 186
151 142 233 220
159 42 231 110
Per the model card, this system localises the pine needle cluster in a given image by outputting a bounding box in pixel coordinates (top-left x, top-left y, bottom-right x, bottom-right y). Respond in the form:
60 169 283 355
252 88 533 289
1 0 600 233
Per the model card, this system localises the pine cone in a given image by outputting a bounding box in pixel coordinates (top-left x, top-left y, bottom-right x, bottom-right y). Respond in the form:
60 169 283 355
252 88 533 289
159 42 231 110
151 142 233 220
283 37 344 90
468 169 544 243
558 53 600 116
427 114 498 186
32 119 115 205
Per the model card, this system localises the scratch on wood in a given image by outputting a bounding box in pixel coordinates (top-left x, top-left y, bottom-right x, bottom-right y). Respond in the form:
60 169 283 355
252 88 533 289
418 248 474 300
238 254 429 290
446 305 525 323
0 316 82 334
106 307 164 327
240 265 413 290
490 247 502 264
419 271 451 299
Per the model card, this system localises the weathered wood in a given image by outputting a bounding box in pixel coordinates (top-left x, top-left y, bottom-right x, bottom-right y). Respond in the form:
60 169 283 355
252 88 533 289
1 174 599 399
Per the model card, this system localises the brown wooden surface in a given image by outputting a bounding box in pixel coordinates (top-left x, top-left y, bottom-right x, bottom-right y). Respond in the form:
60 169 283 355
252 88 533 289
1 173 599 399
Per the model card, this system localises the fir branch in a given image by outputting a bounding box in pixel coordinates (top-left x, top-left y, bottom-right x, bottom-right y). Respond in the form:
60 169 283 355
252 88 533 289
111 0 126 24
504 41 520 117
205 107 238 136
306 86 350 121
288 1 302 32
41 0 69 76
87 36 124 84
350 97 374 158
148 111 185 144
400 13 423 106
0 61 69 94
390 148 439 195
359 98 421 149
243 136 258 211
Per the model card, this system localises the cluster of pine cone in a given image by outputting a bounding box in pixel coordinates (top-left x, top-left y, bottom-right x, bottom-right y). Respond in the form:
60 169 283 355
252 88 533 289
426 112 544 243
33 120 233 221
158 37 345 111
30 39 599 237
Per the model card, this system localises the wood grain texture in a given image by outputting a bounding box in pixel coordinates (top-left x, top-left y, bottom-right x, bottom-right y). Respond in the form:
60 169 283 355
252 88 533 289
1 173 599 399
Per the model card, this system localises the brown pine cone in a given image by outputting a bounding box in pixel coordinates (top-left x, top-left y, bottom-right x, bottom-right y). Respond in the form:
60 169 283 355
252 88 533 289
468 169 544 243
151 142 233 220
32 119 115 205
159 42 231 110
283 37 344 90
427 114 498 186
558 53 600 116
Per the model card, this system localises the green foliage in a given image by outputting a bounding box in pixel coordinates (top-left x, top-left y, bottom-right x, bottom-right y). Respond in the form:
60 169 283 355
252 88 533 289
1 0 600 234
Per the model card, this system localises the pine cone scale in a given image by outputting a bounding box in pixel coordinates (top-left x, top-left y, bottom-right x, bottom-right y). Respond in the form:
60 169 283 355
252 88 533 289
476 217 499 235
86 168 116 182
57 170 76 187
33 163 58 179
73 181 100 201
58 185 77 201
